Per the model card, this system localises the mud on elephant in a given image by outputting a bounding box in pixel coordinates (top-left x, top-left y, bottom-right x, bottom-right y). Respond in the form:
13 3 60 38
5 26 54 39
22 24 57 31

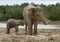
6 18 24 34
23 4 50 35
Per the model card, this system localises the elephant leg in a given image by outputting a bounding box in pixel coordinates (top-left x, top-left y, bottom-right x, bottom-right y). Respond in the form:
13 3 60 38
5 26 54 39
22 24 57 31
15 26 18 35
28 22 33 35
6 27 10 34
25 23 27 34
34 22 37 35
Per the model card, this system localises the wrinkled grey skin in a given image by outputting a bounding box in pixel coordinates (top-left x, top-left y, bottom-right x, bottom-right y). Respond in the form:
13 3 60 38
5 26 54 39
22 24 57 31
23 4 50 35
6 18 24 34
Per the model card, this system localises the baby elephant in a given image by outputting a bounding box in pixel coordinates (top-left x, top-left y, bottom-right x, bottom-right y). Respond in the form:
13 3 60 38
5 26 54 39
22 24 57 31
6 18 24 34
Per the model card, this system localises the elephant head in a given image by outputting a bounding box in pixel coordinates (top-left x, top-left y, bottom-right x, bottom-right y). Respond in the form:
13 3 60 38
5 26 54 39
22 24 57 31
18 20 24 26
28 6 50 25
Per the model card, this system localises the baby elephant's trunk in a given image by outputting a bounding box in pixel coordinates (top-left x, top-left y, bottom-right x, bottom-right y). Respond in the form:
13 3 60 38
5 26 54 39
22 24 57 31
18 20 24 26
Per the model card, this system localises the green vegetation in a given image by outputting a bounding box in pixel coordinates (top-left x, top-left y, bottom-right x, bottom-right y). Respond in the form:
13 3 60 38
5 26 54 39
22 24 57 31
50 21 60 25
0 3 60 21
38 21 60 25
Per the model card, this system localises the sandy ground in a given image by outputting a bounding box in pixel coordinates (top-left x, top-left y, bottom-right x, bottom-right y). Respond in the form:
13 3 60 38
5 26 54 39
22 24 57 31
0 28 60 42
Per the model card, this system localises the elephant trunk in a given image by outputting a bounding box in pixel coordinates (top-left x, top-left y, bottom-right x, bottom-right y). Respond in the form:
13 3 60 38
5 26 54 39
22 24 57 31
38 11 50 25
40 18 51 25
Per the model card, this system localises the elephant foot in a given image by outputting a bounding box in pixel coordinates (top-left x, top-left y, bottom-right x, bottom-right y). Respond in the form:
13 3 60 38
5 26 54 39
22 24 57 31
15 33 19 35
25 32 27 34
16 33 20 35
33 33 37 35
6 32 10 34
27 33 32 35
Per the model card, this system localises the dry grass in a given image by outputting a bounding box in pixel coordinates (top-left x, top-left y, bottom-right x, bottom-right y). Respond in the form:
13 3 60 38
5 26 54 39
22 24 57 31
0 28 60 42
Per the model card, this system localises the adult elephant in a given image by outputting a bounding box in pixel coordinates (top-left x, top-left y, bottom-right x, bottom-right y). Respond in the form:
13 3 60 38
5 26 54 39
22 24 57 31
23 4 50 35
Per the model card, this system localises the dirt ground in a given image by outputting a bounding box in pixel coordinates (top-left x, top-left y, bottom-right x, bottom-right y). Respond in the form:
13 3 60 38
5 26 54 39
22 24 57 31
0 28 60 42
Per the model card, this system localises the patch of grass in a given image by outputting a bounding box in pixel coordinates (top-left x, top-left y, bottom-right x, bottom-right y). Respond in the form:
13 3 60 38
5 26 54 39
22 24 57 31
49 21 60 25
1 38 11 42
38 21 60 25
0 29 60 42
1 37 22 42
1 35 60 42
47 36 60 42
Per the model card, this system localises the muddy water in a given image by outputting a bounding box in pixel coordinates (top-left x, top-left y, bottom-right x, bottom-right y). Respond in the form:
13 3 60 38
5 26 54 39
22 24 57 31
0 23 60 29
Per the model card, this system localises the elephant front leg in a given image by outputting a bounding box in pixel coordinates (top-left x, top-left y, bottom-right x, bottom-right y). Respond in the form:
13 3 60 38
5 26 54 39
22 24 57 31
28 22 33 35
34 22 37 35
6 27 10 34
6 25 11 34
15 26 18 35
25 23 27 34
